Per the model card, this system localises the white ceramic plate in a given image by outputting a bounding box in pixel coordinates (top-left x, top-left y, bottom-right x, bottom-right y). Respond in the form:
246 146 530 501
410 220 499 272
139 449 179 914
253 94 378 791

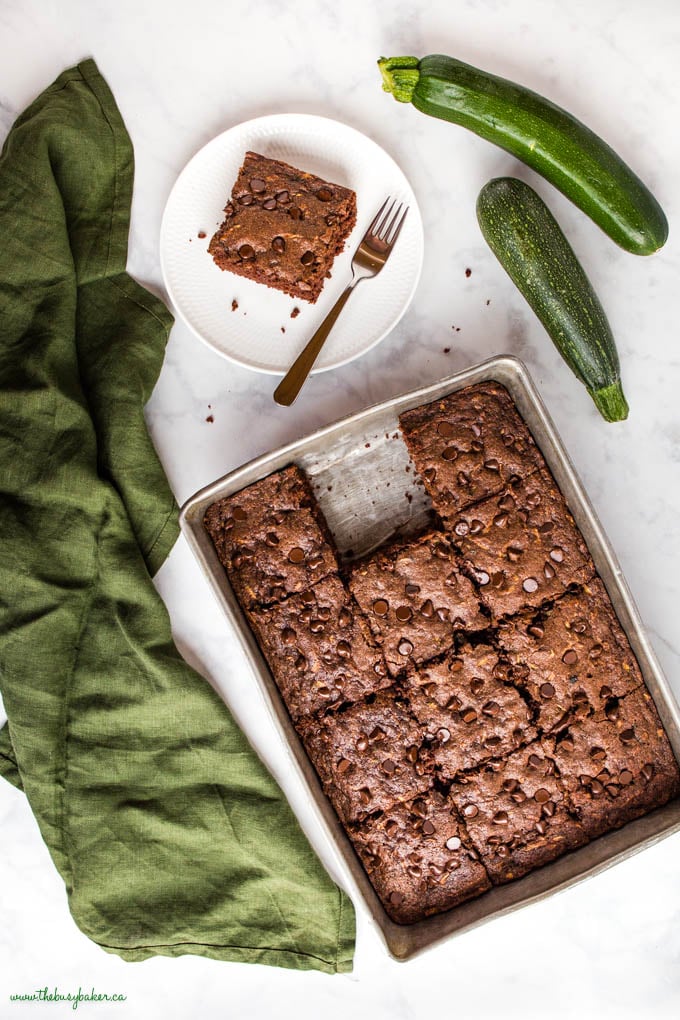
160 114 423 375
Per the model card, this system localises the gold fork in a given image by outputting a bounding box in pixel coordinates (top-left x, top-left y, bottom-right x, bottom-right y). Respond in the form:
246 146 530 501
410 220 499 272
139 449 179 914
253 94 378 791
273 197 409 406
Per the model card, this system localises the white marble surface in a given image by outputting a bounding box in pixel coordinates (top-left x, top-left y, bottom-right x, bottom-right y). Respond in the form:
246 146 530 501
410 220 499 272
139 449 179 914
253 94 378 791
2 0 680 1016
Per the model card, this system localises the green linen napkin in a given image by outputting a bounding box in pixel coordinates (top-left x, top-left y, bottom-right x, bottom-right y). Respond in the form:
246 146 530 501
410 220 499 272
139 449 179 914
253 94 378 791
0 59 354 973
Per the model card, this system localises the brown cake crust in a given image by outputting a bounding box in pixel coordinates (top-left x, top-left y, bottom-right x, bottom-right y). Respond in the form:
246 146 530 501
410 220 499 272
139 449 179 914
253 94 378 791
246 575 390 722
349 530 487 677
298 689 432 824
348 790 491 923
399 381 547 518
203 464 338 608
541 686 680 839
405 643 537 777
208 151 357 303
450 469 595 621
496 577 643 732
449 743 589 884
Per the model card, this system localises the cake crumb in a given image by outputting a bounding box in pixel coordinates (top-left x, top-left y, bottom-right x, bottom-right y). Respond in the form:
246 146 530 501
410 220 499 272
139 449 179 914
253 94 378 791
486 299 491 305
231 299 238 311
281 326 286 333
443 347 451 354
198 231 207 239
206 415 214 424
465 267 472 277
291 307 300 319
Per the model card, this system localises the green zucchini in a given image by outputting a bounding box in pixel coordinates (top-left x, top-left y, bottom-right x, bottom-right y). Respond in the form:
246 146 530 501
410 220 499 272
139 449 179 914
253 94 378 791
378 54 668 256
476 177 628 422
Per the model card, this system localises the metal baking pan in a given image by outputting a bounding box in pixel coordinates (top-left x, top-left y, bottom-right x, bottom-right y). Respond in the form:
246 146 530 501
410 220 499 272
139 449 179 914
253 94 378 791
179 355 680 961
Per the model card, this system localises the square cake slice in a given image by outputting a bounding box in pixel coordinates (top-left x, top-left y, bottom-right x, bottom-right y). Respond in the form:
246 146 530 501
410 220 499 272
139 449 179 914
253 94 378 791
496 577 643 732
348 789 491 923
204 464 338 608
449 469 595 621
298 689 432 824
448 743 589 884
399 381 547 518
208 151 357 303
541 686 680 839
246 575 390 722
349 530 488 677
405 643 537 777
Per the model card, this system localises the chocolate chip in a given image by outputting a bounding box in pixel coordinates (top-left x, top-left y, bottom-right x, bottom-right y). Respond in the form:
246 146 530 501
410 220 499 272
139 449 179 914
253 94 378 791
317 187 333 201
398 639 414 656
641 763 655 782
484 459 500 472
309 619 325 634
359 788 372 805
475 569 490 586
559 736 575 753
600 685 613 699
493 810 509 825
523 577 539 593
540 683 556 699
605 698 620 721
535 820 547 836
445 836 461 851
619 727 636 745
421 819 436 836
385 820 399 837
494 513 510 528
338 608 352 628
238 243 255 260
485 735 502 748
300 250 315 266
389 890 404 905
562 649 578 666
232 507 248 521
619 769 634 785
356 735 368 752
372 599 389 616
405 583 421 596
437 421 456 437
469 519 484 535
550 547 564 562
275 189 290 203
542 800 556 817
238 193 254 206
262 198 277 210
589 644 604 661
395 605 412 622
336 757 351 773
590 747 606 761
265 531 279 547
528 754 543 769
424 467 437 483
506 545 523 562
503 778 520 793
281 627 296 645
528 623 544 639
461 707 478 725
436 727 451 744
419 599 434 618
543 562 556 579
454 520 470 537
462 803 479 818
336 640 351 659
250 177 266 192
288 547 305 563
381 759 397 775
534 788 550 804
272 236 286 254
482 701 500 717
288 206 302 220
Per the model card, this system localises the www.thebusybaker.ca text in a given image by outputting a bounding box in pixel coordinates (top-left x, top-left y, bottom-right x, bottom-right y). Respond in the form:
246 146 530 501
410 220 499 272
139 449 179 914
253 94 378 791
9 986 127 1010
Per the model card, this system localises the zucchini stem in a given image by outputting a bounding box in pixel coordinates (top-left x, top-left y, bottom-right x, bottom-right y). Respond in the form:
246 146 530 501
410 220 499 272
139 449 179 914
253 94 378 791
589 380 629 422
378 56 420 103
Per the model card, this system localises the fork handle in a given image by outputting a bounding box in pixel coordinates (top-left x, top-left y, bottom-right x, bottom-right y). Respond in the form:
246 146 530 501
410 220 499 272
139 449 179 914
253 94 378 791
273 282 356 406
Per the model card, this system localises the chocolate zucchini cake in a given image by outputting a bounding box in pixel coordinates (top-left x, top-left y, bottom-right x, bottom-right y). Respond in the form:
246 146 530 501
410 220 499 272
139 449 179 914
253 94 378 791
208 151 357 303
204 382 679 925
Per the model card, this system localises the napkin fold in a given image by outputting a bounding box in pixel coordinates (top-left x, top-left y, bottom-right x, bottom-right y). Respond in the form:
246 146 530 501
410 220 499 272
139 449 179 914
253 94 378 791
0 59 354 973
